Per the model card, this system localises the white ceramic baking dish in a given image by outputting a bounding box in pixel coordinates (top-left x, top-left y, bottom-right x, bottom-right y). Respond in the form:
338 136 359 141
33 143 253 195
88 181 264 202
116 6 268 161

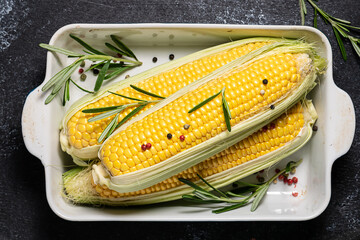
22 24 355 221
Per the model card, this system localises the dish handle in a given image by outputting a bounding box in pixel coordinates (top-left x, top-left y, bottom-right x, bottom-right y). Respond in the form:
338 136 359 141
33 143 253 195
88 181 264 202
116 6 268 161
22 87 49 165
327 86 355 163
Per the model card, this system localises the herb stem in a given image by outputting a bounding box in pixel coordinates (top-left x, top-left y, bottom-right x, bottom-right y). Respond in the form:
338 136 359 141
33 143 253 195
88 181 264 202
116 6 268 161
181 160 303 213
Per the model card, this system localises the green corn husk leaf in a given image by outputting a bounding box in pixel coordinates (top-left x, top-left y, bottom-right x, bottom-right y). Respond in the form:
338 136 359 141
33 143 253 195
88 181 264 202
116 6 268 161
59 37 285 161
101 41 323 193
62 99 317 206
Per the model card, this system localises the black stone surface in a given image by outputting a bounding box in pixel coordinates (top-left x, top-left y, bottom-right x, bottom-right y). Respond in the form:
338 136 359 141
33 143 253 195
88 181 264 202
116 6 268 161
0 0 359 239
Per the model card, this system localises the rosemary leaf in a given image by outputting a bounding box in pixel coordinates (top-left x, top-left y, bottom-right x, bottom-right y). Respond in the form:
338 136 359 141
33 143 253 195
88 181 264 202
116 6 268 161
62 83 67 106
226 191 249 198
212 200 250 214
83 49 95 55
104 66 132 80
179 178 211 193
329 16 351 25
87 62 127 73
66 79 70 101
88 107 125 123
228 186 256 196
130 85 165 99
222 103 232 132
110 35 138 60
69 79 95 94
82 105 123 113
222 87 231 119
62 79 70 106
299 0 306 25
188 90 221 113
94 60 111 92
301 0 307 14
108 91 145 102
115 104 147 129
86 60 106 72
39 43 83 57
70 34 106 55
250 184 270 212
42 65 72 91
193 191 220 201
285 161 293 173
334 25 350 36
197 174 228 198
182 194 211 203
51 62 81 95
349 38 360 57
339 23 360 30
105 42 127 56
44 93 57 105
106 113 121 139
98 113 120 143
333 26 347 60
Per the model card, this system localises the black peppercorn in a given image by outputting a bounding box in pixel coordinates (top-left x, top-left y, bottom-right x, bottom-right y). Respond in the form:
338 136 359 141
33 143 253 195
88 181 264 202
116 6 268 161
169 54 175 60
262 79 268 85
93 69 100 75
167 133 172 139
270 104 275 110
152 57 157 63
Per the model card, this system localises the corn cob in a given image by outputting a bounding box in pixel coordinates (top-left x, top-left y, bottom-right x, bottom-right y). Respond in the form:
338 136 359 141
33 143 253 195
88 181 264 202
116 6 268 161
63 100 317 205
60 38 277 162
97 40 324 193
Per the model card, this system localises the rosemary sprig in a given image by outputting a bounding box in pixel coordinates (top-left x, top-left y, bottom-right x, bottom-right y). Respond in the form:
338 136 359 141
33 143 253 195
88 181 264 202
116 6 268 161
114 104 147 129
69 79 94 94
98 113 120 143
108 91 147 102
299 0 360 60
110 35 138 60
221 87 232 132
130 85 166 99
188 90 221 113
188 87 232 132
94 60 111 92
105 66 132 80
180 160 302 214
69 34 106 55
82 91 162 142
40 34 142 105
62 79 70 106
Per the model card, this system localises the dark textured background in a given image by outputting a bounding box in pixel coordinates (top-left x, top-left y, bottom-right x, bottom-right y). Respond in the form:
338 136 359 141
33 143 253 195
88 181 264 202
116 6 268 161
1 0 359 239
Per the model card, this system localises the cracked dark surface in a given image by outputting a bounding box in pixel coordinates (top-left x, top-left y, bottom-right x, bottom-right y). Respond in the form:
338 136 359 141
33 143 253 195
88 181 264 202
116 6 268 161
1 0 359 239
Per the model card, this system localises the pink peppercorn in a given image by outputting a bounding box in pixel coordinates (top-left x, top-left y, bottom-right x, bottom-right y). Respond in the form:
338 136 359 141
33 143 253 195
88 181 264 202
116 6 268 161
146 143 152 149
287 179 293 185
283 177 288 184
141 144 147 151
180 135 185 141
292 192 298 197
78 68 84 73
292 177 298 184
275 168 280 173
